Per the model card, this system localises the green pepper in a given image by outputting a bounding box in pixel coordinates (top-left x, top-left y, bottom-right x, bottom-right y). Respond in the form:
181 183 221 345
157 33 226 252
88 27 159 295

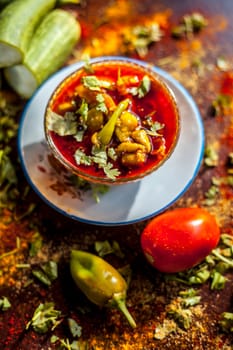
70 250 136 328
97 98 130 145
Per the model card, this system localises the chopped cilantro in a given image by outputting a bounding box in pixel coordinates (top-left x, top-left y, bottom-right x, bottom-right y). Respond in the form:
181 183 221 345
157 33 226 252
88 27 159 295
179 288 201 307
123 23 163 58
82 54 95 73
166 302 192 330
73 146 120 180
204 183 219 206
146 118 165 136
102 162 120 180
77 99 89 122
26 302 62 333
0 296 11 311
154 319 177 340
74 149 92 166
41 260 58 282
73 129 85 142
50 335 60 344
96 93 108 113
91 145 120 180
48 109 78 136
29 232 43 257
95 240 125 258
91 144 108 166
82 76 112 91
210 270 227 290
204 146 219 167
129 75 151 98
50 335 80 350
137 75 151 98
95 240 114 257
219 312 233 333
68 318 82 337
32 269 53 286
107 147 118 161
32 260 58 286
172 12 207 39
211 94 232 116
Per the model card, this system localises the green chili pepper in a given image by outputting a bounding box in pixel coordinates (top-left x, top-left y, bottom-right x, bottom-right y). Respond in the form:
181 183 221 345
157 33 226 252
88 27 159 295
70 250 136 328
97 98 130 145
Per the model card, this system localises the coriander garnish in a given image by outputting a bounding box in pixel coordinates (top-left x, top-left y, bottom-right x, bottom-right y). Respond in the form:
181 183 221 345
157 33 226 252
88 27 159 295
68 318 82 338
26 302 62 333
82 76 112 91
32 260 58 286
47 110 78 136
166 234 233 291
0 296 11 311
129 75 151 98
219 312 233 333
204 146 219 167
123 23 163 57
172 13 207 39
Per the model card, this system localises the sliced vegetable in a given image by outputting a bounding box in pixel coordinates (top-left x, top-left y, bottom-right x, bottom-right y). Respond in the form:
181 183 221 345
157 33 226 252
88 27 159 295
141 207 220 273
4 9 81 98
0 0 56 67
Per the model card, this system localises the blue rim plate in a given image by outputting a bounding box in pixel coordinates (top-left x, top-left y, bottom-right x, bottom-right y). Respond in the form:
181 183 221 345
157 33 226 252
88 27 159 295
18 57 205 226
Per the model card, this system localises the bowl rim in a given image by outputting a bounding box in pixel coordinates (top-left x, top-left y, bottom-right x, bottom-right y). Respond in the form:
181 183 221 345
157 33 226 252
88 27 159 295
44 56 181 185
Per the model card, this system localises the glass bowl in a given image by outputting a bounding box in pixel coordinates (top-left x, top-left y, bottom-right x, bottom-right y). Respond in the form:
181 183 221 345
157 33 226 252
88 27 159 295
44 57 180 185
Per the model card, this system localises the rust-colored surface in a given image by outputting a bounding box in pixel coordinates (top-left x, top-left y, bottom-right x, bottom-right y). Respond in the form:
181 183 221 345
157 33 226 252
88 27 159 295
0 0 233 349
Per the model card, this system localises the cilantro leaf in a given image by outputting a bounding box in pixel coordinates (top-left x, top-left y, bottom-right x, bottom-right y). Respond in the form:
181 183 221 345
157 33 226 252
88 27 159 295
73 129 85 142
68 318 82 337
82 76 112 91
91 145 108 167
0 296 11 311
96 93 108 113
74 149 92 166
26 302 62 333
124 23 163 58
77 99 89 122
148 120 165 136
73 145 120 180
129 75 151 98
47 110 78 136
219 312 233 332
137 75 151 98
91 145 120 180
107 147 118 161
103 162 120 180
41 260 58 282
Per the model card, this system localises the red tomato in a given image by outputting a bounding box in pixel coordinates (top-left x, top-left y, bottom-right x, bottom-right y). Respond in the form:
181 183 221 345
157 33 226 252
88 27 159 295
140 207 220 273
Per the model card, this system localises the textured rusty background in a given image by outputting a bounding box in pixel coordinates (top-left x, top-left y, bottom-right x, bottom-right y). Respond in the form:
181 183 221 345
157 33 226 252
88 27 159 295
0 0 233 349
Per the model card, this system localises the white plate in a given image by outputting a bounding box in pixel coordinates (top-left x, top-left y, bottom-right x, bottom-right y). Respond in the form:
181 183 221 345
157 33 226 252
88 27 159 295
18 57 205 226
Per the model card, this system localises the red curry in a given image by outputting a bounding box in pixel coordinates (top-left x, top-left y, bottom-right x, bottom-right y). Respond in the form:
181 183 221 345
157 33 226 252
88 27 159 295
45 60 179 183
